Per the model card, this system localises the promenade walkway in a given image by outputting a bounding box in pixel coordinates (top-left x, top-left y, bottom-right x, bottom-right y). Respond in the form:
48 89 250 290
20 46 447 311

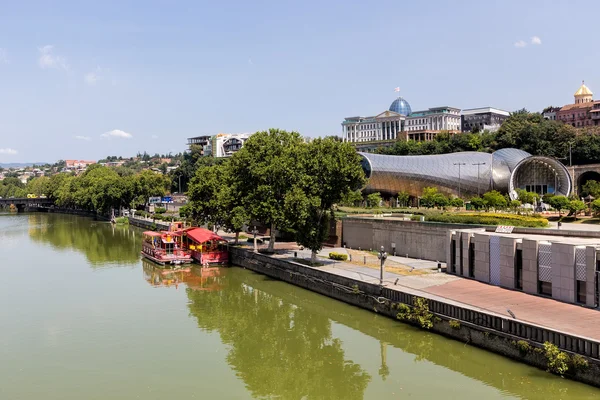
231 239 600 342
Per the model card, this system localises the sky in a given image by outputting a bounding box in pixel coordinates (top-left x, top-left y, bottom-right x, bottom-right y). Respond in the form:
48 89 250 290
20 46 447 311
0 0 598 163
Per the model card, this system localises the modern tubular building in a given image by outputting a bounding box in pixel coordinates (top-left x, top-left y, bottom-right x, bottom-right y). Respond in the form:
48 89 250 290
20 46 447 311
359 148 572 199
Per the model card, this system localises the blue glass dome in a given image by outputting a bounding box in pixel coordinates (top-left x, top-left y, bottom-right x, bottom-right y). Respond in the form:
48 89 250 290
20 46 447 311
389 97 412 116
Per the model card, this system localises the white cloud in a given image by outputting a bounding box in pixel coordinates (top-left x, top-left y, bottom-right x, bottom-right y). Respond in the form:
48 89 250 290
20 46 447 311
38 45 69 70
531 36 542 45
101 129 133 139
0 148 18 155
514 40 527 48
84 66 106 86
0 48 8 64
74 135 91 141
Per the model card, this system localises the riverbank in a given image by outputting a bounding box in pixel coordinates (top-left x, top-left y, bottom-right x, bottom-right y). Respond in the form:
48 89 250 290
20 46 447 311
230 246 600 387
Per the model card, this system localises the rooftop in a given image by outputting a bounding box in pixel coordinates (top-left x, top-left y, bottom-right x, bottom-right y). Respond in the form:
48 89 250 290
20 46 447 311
461 107 510 116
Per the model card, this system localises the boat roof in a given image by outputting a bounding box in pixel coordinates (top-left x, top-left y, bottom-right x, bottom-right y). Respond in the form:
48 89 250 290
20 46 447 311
143 231 163 237
186 227 225 244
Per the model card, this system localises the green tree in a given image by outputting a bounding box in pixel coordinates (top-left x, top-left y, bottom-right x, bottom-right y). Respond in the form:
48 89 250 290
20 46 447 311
582 180 600 198
366 192 382 208
288 138 366 264
568 199 586 219
339 190 363 207
26 176 50 197
228 129 305 252
420 187 437 208
469 197 485 210
397 191 410 207
450 198 464 208
187 163 228 230
591 199 600 217
516 189 539 205
483 190 507 211
548 195 570 216
509 199 521 211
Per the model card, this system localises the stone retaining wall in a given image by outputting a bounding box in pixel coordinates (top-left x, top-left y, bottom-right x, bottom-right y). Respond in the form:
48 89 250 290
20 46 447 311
230 246 600 387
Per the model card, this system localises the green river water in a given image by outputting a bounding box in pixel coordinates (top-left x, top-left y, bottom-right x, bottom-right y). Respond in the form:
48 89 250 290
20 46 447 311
1 213 599 399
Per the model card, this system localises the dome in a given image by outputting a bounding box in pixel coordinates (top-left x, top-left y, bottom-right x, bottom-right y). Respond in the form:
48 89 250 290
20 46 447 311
575 81 593 97
389 97 412 116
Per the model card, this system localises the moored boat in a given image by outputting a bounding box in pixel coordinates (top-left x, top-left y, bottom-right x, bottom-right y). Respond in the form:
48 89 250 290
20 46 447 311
141 230 193 265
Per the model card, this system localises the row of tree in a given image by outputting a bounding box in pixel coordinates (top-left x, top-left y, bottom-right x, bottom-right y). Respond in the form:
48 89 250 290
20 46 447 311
378 110 600 165
181 129 366 264
17 165 170 214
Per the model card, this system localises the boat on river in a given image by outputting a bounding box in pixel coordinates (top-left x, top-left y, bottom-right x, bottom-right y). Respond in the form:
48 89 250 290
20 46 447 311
141 230 193 265
183 227 229 266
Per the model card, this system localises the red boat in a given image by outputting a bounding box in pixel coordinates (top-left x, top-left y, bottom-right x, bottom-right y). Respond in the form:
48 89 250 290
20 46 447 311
181 227 229 266
141 231 193 265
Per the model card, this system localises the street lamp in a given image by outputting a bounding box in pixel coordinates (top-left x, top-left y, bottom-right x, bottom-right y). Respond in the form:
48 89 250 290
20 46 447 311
377 246 388 286
252 226 259 253
453 162 466 198
472 162 486 196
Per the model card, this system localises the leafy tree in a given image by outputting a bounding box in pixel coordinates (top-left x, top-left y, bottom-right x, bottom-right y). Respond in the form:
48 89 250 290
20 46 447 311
228 129 305 252
420 187 439 208
397 191 410 207
548 195 570 216
483 190 507 211
366 192 382 208
469 197 485 210
288 138 366 264
339 190 363 207
516 189 539 205
187 163 228 230
26 176 50 196
582 180 600 198
591 199 600 217
450 198 464 208
568 199 586 219
509 200 521 211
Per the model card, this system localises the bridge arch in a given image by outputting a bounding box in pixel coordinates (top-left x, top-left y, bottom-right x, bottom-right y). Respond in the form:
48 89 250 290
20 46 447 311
578 170 600 196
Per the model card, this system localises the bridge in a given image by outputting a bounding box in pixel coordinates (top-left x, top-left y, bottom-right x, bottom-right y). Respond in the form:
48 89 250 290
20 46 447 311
567 164 600 196
0 197 55 212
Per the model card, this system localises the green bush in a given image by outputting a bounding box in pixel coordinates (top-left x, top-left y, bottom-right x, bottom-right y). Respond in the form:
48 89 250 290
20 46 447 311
114 217 129 225
154 206 167 214
516 340 532 355
449 319 461 330
329 252 348 261
543 342 569 375
396 297 433 329
422 212 548 228
571 354 589 371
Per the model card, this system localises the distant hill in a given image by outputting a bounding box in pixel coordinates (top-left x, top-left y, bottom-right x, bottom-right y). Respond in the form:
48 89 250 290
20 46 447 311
0 162 48 168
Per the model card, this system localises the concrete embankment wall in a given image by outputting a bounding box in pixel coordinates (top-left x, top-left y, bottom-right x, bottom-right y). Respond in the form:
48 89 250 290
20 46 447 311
127 217 169 231
342 217 600 263
230 246 600 387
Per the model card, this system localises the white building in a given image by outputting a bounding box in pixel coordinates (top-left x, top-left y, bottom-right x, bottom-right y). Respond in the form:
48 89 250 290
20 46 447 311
460 107 510 132
342 96 461 143
211 133 254 158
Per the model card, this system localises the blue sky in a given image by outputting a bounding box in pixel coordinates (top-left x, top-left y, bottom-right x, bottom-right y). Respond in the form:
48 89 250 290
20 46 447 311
0 0 598 163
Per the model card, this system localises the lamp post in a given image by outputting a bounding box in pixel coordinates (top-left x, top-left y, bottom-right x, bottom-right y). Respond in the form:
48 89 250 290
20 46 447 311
377 246 388 286
453 162 466 198
472 162 486 196
252 226 259 253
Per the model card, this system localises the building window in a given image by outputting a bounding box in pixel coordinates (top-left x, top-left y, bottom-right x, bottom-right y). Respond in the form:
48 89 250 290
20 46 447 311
538 281 552 296
469 242 475 278
577 281 587 304
515 249 523 290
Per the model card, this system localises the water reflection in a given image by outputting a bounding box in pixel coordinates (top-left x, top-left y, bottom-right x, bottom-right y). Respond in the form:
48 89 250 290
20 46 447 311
142 259 223 291
27 213 140 266
186 269 372 399
187 268 598 400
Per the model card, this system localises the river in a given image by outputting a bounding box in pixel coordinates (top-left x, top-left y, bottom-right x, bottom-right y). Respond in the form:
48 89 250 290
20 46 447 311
0 213 599 399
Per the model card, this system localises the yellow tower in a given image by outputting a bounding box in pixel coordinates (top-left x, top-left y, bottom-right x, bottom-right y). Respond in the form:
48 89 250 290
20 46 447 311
574 81 593 104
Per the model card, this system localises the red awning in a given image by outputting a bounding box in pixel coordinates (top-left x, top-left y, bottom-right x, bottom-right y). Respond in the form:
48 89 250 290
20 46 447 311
186 228 225 244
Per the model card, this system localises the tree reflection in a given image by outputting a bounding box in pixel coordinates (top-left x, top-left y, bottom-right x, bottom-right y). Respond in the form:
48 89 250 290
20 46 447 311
186 271 371 399
28 214 140 266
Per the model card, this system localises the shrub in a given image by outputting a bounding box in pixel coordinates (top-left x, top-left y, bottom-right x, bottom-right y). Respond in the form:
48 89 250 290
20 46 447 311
516 340 531 355
571 354 589 371
449 319 461 330
150 222 157 231
396 297 433 329
543 342 569 375
154 206 167 214
352 284 360 294
329 252 348 261
114 217 129 225
422 212 548 228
